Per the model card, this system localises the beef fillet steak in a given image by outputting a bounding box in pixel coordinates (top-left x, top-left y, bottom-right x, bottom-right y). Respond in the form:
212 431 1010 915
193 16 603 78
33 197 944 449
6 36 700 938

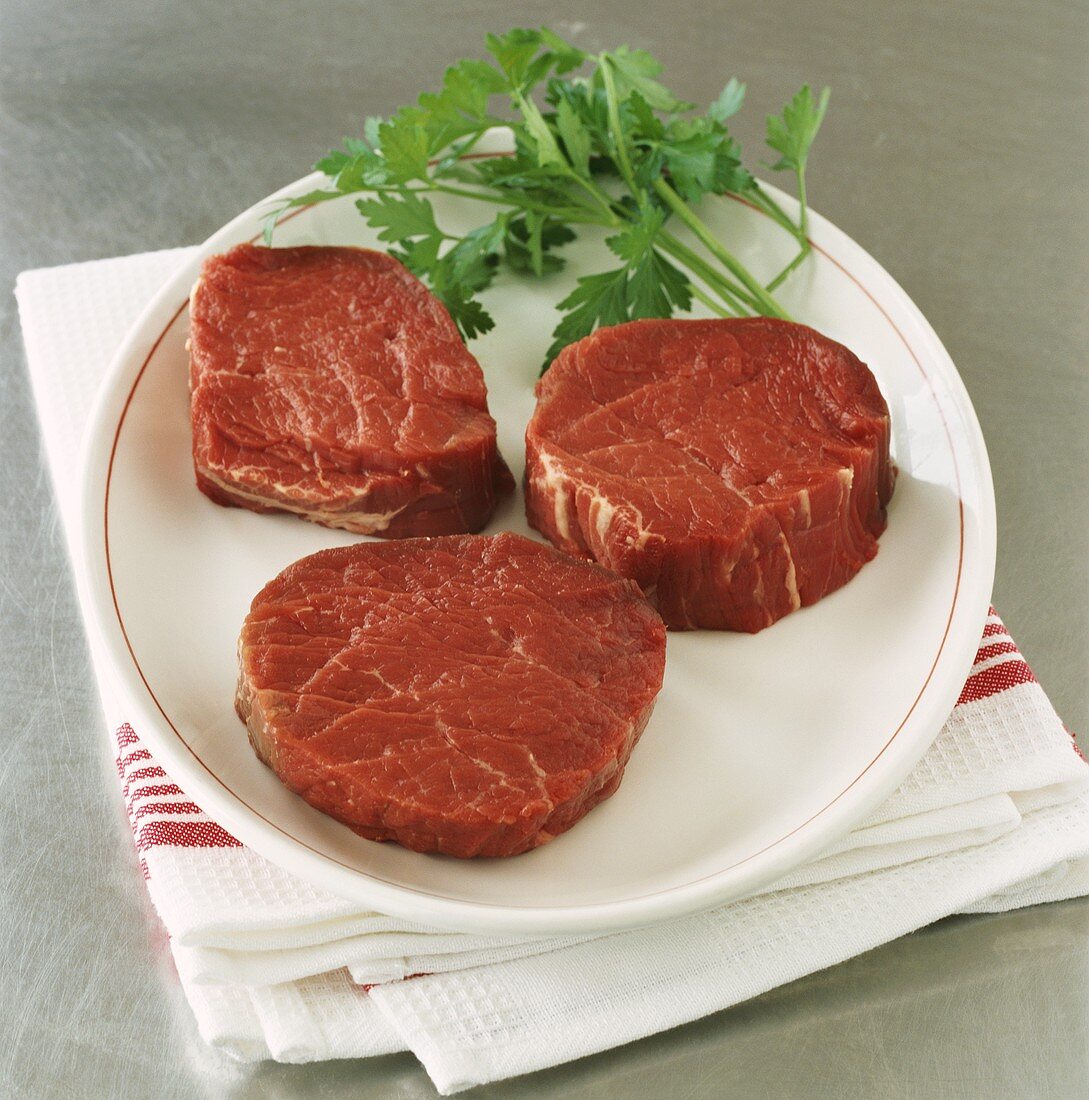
236 532 667 858
525 318 895 632
189 244 511 538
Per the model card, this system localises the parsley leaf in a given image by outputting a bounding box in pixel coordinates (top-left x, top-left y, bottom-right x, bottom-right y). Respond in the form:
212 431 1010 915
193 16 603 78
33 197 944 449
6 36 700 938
766 84 830 175
544 268 632 365
660 119 723 202
390 236 443 279
355 191 444 243
445 217 507 289
601 47 693 113
709 78 745 123
314 150 352 176
362 117 382 149
486 28 584 88
556 97 592 176
376 110 432 181
625 89 666 142
439 289 496 340
628 249 692 319
420 59 506 125
505 213 575 275
609 208 693 318
605 205 667 264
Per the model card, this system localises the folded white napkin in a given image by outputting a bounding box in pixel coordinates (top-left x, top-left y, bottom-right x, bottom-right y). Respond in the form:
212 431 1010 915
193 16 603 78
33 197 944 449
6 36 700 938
17 249 1089 1095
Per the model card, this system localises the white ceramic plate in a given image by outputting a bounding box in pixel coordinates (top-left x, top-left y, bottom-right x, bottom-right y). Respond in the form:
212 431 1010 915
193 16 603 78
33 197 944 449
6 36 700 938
79 130 995 934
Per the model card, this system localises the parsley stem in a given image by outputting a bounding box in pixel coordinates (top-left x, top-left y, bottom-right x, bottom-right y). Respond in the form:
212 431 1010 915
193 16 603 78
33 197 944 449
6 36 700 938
599 56 641 200
428 182 598 223
659 233 757 314
766 244 810 292
737 182 812 291
796 166 809 238
330 177 600 224
745 185 805 244
688 284 734 318
652 179 791 320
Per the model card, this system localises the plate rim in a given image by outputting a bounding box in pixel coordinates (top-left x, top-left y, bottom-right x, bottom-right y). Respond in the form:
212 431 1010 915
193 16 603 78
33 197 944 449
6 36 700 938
78 140 996 934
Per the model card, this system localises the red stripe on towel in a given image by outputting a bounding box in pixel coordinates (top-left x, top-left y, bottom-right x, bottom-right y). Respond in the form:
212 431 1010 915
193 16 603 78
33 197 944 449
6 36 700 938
135 819 243 851
957 660 1036 705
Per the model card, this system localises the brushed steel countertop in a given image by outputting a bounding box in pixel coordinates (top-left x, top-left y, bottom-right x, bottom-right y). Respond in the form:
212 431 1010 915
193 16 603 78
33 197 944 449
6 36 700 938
2 1 1087 1096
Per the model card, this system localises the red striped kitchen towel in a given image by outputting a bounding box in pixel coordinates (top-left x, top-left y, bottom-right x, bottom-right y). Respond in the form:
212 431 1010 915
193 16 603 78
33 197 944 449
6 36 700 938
18 249 1089 1095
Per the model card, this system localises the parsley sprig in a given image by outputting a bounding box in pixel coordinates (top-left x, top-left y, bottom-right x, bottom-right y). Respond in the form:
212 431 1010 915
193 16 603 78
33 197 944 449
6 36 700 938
265 28 829 369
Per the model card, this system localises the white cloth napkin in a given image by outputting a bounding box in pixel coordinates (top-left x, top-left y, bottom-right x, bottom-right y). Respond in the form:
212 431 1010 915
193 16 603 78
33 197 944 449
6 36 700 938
16 249 1089 1096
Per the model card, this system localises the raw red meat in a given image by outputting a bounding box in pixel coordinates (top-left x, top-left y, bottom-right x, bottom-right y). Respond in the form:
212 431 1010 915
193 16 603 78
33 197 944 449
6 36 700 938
525 318 895 632
189 244 511 538
236 532 667 858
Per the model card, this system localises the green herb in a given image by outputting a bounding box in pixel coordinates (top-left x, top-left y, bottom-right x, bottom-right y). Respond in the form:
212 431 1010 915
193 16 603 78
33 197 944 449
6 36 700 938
265 27 829 370
762 84 830 290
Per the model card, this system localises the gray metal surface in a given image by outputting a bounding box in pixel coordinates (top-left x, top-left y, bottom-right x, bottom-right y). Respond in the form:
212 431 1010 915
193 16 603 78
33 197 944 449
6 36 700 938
2 1 1087 1096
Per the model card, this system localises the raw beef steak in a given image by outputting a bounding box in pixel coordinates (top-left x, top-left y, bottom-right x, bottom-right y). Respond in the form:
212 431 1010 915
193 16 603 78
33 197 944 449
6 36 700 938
189 244 511 537
525 318 895 632
236 532 667 858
